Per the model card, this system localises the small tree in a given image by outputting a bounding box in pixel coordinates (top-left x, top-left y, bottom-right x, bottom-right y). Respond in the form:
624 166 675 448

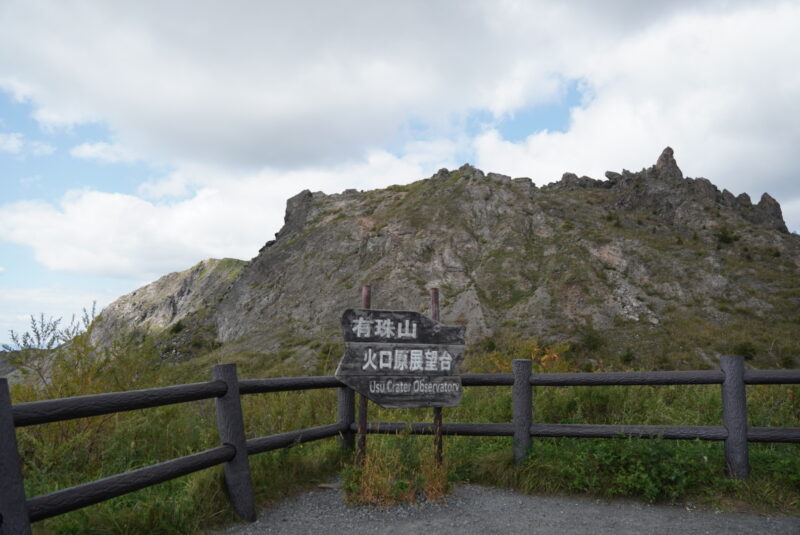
2 304 99 397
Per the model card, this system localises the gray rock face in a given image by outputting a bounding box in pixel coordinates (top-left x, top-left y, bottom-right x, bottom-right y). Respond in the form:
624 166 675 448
96 149 799 370
91 258 245 351
754 193 789 232
654 146 683 180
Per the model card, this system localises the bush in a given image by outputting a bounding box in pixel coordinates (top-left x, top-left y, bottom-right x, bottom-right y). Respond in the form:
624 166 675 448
716 226 739 245
621 348 635 365
578 327 605 353
512 438 731 503
732 341 758 360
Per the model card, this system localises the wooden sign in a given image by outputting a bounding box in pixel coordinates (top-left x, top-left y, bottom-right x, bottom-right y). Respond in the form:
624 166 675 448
335 308 466 408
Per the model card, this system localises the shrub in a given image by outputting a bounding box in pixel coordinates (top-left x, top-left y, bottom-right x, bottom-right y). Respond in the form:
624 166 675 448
621 348 635 365
732 341 758 360
578 328 605 353
716 226 739 245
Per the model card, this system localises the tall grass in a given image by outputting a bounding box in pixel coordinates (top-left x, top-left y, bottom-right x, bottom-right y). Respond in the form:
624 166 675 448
341 432 449 506
343 335 800 513
7 318 344 534
4 320 799 533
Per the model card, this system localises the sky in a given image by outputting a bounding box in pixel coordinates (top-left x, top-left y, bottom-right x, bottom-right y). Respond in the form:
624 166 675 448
1 1 799 346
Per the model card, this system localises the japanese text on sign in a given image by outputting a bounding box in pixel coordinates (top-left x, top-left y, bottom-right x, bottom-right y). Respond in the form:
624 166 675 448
336 308 466 408
361 348 453 371
351 317 418 340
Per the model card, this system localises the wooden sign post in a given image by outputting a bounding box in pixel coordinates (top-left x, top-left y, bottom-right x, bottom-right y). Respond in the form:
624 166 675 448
335 308 466 409
356 285 371 465
430 288 443 465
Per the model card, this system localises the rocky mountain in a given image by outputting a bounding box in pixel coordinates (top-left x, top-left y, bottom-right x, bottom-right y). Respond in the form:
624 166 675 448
91 258 245 358
93 148 800 371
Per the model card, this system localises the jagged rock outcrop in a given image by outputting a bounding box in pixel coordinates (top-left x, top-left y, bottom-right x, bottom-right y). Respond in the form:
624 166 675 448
91 258 245 356
96 148 800 370
654 146 683 180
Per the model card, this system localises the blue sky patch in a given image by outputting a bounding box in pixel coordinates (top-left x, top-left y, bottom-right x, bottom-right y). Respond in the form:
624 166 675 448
0 91 166 204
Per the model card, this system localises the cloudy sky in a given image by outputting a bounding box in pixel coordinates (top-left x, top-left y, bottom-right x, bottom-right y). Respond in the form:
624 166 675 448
1 1 799 345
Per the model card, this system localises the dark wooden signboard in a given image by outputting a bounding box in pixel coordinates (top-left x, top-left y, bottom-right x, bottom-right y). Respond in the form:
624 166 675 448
335 308 466 408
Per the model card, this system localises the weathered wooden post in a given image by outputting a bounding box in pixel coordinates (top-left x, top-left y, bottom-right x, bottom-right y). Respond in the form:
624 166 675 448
512 359 532 464
337 386 355 451
431 288 443 466
0 378 32 535
212 364 256 522
356 285 371 464
720 355 749 478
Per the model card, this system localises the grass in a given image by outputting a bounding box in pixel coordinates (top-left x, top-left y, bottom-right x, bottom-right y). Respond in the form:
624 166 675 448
341 432 449 506
340 399 799 513
5 320 799 533
7 319 343 534
342 337 800 512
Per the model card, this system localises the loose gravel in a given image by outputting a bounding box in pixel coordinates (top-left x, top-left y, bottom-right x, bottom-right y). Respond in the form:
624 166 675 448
207 484 800 535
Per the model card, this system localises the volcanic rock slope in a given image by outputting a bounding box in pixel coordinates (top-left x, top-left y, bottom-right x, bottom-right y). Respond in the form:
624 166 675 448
91 258 246 356
96 148 800 370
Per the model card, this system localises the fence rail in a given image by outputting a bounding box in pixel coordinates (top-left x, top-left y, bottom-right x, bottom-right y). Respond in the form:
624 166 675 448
11 381 228 427
462 369 800 387
239 376 341 394
26 445 236 523
1 356 798 534
355 422 800 442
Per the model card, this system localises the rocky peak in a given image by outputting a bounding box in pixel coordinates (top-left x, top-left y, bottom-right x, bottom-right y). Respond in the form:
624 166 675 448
457 163 485 179
741 192 789 233
654 146 683 180
554 172 607 189
90 258 246 353
279 189 315 238
736 192 752 208
603 148 789 234
93 151 799 371
756 193 789 233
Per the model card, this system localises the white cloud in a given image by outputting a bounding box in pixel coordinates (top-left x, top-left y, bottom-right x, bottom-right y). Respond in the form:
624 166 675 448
0 0 798 290
18 175 42 188
474 2 800 231
0 1 624 168
0 287 106 313
29 140 55 156
0 266 5 273
782 198 800 237
1 2 794 189
0 286 122 346
70 141 135 163
0 140 458 278
0 132 55 157
0 132 23 153
137 171 191 199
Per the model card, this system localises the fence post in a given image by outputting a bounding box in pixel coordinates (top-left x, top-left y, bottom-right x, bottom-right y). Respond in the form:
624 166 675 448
512 359 532 464
0 378 32 535
212 364 256 522
338 387 355 450
720 355 749 478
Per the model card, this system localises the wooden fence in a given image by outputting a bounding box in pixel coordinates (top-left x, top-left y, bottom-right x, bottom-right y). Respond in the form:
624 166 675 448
1 356 799 534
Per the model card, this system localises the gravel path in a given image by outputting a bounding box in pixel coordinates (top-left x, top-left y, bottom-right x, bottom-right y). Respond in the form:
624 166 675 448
208 484 800 535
